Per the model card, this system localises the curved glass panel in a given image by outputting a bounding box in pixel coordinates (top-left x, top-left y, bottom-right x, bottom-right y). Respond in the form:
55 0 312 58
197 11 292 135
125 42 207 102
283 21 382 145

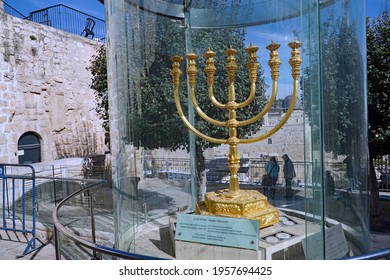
320 0 369 257
106 0 369 259
126 0 339 28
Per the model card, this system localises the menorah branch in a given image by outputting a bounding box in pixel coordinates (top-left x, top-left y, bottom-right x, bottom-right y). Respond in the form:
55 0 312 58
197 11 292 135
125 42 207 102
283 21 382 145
170 54 225 145
171 40 301 229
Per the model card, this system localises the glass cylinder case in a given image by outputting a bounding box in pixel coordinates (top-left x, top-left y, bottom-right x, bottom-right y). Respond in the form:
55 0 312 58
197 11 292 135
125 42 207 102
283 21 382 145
105 0 369 260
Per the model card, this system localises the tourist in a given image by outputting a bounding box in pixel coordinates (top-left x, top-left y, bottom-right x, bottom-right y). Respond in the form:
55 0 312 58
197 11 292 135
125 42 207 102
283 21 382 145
282 154 296 198
264 156 280 199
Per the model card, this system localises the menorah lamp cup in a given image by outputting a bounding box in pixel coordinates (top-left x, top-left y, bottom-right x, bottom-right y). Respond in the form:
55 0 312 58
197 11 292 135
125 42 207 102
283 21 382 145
170 40 301 228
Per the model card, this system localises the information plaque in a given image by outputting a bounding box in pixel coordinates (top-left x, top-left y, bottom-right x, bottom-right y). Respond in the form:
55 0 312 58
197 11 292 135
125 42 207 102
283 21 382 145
175 214 259 250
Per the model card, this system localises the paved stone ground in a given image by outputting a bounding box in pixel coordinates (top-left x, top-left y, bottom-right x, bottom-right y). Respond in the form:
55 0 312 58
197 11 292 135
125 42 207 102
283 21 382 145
0 230 57 260
0 179 389 260
0 225 389 260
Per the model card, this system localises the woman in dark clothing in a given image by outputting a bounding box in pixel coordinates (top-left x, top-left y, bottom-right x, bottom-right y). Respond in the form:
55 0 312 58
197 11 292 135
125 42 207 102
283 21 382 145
264 156 280 199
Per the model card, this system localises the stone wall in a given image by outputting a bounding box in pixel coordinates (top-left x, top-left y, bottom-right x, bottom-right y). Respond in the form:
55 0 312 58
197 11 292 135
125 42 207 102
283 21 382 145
150 109 310 163
204 109 309 162
0 11 106 164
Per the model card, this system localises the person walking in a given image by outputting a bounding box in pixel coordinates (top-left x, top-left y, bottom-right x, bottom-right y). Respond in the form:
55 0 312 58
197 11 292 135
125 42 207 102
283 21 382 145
264 156 280 199
282 154 296 198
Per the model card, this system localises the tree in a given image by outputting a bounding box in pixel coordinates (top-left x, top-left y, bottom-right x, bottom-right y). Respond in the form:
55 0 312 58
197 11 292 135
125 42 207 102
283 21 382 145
367 11 390 231
133 24 267 148
301 6 379 231
302 11 364 157
89 3 267 199
140 21 268 198
302 9 389 231
87 45 109 147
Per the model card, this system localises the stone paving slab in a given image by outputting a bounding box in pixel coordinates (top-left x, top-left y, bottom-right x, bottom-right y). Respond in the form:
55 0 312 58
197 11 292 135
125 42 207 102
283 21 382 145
0 230 56 260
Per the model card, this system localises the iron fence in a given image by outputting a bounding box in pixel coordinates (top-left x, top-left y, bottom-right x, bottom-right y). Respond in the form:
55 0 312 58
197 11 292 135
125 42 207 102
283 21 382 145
144 158 319 187
53 179 163 260
2 1 106 42
144 157 390 193
26 4 106 42
0 164 40 256
143 158 380 196
143 158 191 180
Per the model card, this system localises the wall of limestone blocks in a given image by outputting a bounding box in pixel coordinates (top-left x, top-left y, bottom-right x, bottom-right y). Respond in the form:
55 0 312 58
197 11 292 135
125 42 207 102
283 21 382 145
0 10 106 164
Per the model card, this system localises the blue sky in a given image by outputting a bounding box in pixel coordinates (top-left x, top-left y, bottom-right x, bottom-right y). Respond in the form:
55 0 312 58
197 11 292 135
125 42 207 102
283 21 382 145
367 0 390 19
5 0 389 21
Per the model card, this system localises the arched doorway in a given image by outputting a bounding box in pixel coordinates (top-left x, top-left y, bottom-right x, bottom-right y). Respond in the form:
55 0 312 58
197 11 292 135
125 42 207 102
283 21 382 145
18 132 42 164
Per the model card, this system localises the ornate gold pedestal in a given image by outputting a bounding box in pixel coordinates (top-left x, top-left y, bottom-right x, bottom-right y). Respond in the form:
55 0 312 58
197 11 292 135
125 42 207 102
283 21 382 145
196 189 279 228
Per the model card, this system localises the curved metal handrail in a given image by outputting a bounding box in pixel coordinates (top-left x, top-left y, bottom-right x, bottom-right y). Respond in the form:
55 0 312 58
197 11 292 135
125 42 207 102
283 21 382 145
341 247 390 260
53 178 390 260
52 179 165 260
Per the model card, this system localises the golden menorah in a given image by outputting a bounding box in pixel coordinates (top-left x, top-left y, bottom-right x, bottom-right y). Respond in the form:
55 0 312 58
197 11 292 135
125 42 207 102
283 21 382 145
171 40 301 228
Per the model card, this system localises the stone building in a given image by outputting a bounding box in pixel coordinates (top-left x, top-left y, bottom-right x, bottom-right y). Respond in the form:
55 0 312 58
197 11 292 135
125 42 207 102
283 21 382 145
203 105 309 162
0 8 106 164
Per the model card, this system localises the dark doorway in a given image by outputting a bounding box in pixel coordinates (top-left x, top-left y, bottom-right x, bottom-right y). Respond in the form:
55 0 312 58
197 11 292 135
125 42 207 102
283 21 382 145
18 132 41 164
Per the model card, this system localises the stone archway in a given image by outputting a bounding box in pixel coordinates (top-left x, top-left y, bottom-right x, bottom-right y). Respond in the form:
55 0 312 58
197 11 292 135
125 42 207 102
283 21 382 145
17 132 42 164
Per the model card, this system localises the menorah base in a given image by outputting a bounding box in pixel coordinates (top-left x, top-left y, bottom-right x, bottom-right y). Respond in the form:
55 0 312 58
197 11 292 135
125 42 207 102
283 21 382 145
195 189 279 228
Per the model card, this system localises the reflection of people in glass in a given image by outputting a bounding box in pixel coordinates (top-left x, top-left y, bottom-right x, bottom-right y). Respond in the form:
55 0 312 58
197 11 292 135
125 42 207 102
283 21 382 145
282 154 296 198
343 155 355 191
325 170 335 197
265 156 280 199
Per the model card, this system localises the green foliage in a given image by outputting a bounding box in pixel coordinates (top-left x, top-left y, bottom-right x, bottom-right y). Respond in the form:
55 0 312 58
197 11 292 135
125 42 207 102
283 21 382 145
87 45 109 139
367 11 390 157
366 11 390 231
134 19 267 152
88 2 267 167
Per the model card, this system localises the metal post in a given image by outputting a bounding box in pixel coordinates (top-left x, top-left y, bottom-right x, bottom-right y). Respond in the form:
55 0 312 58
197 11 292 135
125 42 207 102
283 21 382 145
31 169 37 250
143 203 147 223
52 165 57 206
89 190 98 259
54 225 62 260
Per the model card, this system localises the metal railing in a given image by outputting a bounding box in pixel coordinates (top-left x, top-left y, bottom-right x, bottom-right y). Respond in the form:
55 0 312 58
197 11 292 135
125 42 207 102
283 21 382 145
26 4 106 42
144 158 344 188
0 164 40 256
1 0 26 18
52 176 390 260
341 248 390 260
52 178 165 260
144 157 390 195
2 162 386 260
1 1 106 42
